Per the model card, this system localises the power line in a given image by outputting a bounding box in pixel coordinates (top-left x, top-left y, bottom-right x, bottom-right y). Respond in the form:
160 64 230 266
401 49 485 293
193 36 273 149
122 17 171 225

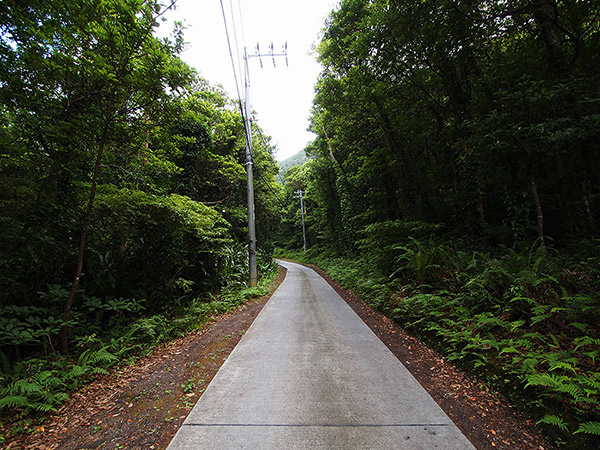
221 1 288 286
236 0 247 49
218 0 249 144
242 40 288 287
256 171 285 205
229 0 244 88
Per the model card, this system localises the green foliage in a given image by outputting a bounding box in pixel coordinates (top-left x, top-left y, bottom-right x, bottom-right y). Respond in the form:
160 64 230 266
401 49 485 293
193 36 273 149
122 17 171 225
89 186 231 307
0 264 279 417
392 238 445 285
276 150 312 185
279 237 600 449
294 0 600 257
358 221 444 277
0 0 282 427
575 422 600 436
276 0 600 447
538 415 570 432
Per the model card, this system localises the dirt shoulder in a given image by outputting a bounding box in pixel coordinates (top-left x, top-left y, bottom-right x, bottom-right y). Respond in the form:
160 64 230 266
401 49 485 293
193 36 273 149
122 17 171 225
306 263 554 450
2 267 286 450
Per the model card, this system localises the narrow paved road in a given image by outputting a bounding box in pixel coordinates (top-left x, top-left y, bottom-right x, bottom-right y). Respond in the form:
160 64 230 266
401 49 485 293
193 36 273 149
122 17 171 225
167 261 475 449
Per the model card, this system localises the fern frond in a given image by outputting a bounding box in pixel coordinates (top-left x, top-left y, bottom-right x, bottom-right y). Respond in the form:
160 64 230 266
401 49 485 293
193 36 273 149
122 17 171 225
555 383 585 402
12 380 43 394
78 346 117 366
548 360 577 373
33 402 56 412
574 421 600 435
537 414 569 431
569 322 589 333
66 364 87 380
0 395 28 409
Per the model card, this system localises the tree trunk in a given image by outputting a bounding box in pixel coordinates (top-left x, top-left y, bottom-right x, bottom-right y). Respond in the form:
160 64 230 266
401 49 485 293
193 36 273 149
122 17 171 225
60 114 112 354
531 176 546 245
477 195 485 225
531 0 568 74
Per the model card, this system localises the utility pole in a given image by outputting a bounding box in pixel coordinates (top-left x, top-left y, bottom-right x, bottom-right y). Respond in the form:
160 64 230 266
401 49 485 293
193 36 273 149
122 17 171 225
243 47 257 287
243 42 287 286
294 190 307 252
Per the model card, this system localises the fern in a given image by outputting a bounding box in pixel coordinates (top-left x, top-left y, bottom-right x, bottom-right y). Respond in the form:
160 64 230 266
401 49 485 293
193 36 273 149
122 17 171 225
582 350 599 362
537 414 569 431
90 367 109 376
33 403 55 412
0 395 28 410
574 421 600 435
11 380 43 395
574 336 600 350
473 313 510 331
548 360 577 374
555 384 586 402
579 375 600 394
78 346 117 367
66 365 87 380
525 372 559 388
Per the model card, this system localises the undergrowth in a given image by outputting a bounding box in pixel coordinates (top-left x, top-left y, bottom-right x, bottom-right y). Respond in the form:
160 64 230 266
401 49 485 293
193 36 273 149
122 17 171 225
0 257 278 442
276 230 600 449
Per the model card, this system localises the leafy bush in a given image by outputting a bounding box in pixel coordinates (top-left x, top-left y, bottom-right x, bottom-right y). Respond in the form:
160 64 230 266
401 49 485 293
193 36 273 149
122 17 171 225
358 221 444 277
88 186 232 309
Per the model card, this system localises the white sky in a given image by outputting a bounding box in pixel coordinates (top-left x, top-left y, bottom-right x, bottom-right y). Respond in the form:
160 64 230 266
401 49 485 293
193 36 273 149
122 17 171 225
157 0 338 161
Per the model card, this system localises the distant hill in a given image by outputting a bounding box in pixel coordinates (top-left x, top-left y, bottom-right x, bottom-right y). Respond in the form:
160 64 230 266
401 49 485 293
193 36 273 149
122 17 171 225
276 151 312 184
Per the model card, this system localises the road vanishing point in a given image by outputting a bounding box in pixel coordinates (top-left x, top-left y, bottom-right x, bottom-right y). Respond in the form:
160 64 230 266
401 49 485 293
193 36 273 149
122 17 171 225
167 260 475 449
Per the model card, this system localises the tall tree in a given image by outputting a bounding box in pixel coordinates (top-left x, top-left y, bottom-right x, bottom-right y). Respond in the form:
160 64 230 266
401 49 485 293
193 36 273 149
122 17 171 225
0 0 193 352
303 0 600 249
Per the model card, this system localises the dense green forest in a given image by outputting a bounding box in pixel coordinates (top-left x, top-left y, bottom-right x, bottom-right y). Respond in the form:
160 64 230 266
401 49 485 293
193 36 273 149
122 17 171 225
275 150 311 184
0 0 281 425
2 0 600 448
276 0 600 448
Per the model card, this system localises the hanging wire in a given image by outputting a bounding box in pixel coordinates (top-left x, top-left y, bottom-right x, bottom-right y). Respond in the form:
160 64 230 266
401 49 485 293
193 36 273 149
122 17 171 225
257 171 286 206
228 0 252 163
229 0 244 84
219 0 250 144
236 0 247 48
253 127 286 205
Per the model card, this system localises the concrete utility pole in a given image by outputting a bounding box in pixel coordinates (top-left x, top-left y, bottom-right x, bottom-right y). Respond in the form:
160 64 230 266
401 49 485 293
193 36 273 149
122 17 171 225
294 190 307 252
243 47 257 287
243 42 287 286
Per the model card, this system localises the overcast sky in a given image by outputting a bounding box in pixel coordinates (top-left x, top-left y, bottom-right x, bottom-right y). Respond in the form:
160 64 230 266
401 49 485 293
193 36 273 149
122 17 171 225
157 0 338 161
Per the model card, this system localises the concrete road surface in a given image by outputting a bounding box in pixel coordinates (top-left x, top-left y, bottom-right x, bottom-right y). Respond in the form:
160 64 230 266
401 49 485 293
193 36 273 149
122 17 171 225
166 260 475 449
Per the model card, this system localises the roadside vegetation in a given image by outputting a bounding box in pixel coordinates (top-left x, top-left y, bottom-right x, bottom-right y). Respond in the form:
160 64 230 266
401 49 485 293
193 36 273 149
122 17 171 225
2 0 600 449
277 231 600 448
0 0 282 439
0 258 277 442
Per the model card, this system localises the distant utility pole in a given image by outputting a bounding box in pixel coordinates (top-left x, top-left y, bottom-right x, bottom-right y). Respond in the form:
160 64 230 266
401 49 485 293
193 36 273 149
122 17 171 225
294 190 307 252
243 42 288 286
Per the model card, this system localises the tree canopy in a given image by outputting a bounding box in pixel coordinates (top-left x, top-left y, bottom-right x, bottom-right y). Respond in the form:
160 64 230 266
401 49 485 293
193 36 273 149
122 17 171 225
0 0 282 358
286 0 600 252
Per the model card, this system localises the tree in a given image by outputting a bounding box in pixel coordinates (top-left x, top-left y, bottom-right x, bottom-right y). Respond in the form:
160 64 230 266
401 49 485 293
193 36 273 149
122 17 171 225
0 0 193 353
305 0 600 248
